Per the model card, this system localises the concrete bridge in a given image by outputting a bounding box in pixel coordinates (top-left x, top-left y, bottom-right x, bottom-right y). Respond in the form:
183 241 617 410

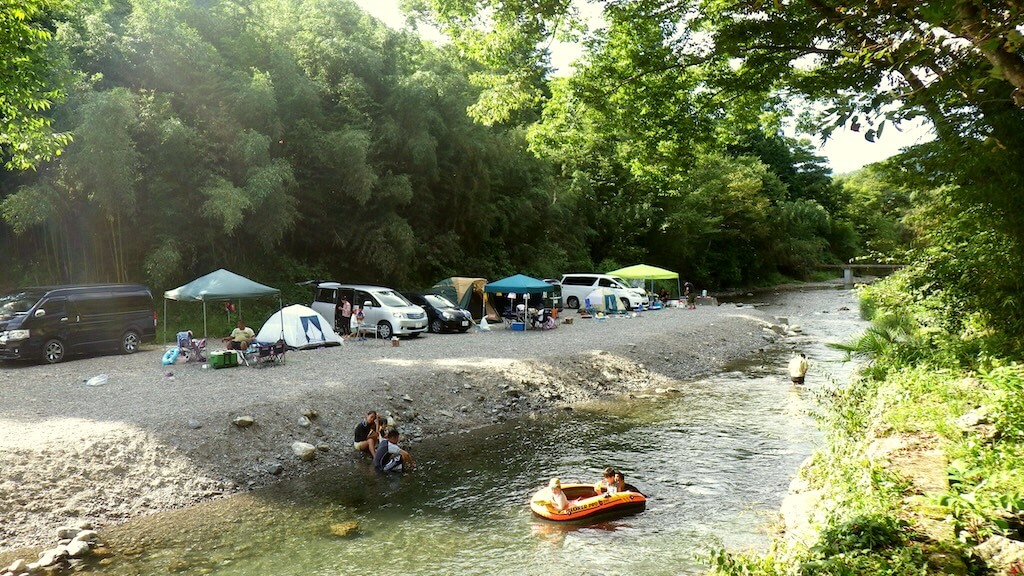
818 264 905 285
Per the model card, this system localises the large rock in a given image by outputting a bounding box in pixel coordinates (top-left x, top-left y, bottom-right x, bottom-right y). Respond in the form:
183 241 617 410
37 546 68 567
329 521 359 538
291 442 316 461
975 535 1024 573
66 539 91 558
73 530 99 543
6 559 26 574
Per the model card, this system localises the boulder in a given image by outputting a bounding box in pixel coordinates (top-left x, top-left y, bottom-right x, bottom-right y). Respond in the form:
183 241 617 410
329 521 360 538
291 442 316 461
975 534 1024 573
72 530 99 543
37 547 67 567
66 540 91 559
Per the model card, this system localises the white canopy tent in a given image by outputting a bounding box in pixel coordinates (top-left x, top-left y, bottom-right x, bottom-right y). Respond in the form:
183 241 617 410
163 269 283 344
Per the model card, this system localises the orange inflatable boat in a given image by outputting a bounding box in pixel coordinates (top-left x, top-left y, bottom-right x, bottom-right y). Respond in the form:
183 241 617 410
530 483 647 522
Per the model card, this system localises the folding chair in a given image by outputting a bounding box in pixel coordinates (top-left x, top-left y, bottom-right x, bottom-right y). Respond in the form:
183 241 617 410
176 330 206 363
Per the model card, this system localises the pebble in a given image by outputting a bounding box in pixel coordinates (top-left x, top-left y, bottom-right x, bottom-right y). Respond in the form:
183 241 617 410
232 416 255 427
291 442 316 461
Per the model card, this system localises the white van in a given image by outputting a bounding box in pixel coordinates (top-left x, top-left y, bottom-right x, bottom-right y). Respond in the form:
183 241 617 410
311 283 427 339
559 274 646 310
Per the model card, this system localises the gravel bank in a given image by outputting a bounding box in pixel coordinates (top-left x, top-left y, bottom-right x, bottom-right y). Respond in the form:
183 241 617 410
0 302 789 554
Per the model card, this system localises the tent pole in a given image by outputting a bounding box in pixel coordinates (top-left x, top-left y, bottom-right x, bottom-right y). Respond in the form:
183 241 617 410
279 295 284 342
163 299 167 348
203 301 208 340
676 278 681 300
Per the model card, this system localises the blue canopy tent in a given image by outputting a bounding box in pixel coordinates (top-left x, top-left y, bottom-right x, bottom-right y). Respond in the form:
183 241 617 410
484 274 557 323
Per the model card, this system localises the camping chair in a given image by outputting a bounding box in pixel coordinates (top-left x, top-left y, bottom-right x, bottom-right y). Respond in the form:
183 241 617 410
176 330 206 363
246 339 286 366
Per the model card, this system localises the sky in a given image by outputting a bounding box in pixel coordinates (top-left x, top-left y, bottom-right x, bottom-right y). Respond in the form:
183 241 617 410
351 0 934 174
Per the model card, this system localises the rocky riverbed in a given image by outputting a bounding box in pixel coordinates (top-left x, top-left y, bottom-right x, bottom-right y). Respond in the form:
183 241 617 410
0 300 800 563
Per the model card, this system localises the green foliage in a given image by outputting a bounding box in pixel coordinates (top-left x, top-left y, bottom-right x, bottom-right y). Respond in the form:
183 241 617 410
0 0 73 170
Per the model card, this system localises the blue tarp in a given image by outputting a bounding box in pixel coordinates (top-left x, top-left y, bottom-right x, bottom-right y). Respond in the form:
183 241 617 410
483 274 553 295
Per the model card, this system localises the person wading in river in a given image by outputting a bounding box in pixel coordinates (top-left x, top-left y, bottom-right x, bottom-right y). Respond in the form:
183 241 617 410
788 353 809 385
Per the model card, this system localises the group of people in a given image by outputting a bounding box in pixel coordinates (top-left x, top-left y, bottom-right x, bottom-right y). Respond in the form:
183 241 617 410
649 282 697 309
545 467 637 512
353 410 415 472
335 296 369 340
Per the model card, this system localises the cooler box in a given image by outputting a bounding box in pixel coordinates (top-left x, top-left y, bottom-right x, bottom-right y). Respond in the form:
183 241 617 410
209 351 237 369
511 321 526 331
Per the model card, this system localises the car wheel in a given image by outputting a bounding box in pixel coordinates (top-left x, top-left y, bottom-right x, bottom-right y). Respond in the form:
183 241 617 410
43 339 65 364
121 330 141 354
430 319 443 333
377 321 393 340
567 296 580 309
621 297 631 311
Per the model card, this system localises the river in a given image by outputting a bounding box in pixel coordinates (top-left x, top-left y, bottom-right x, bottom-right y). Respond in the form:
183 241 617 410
77 287 865 576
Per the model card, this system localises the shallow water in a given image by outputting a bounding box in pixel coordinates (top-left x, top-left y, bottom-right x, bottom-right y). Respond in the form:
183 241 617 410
80 287 864 576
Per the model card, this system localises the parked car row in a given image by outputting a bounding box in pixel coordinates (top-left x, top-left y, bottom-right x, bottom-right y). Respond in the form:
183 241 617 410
0 271 647 364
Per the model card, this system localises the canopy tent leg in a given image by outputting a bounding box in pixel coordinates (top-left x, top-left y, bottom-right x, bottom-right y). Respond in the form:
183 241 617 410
163 299 167 348
203 301 208 340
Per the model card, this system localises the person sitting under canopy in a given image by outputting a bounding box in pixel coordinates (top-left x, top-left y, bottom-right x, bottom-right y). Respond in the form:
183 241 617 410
223 319 255 350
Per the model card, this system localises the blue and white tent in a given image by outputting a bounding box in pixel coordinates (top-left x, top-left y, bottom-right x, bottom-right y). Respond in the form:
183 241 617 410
256 304 341 349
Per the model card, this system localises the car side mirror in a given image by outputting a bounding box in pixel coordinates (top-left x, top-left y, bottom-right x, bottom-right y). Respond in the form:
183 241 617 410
363 301 373 308
34 309 45 317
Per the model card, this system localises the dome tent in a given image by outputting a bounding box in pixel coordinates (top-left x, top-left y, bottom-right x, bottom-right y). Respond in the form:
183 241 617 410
256 305 341 349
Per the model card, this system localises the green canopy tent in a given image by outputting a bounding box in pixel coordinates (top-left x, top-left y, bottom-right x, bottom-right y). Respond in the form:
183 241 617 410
430 277 499 321
163 269 283 343
608 264 681 300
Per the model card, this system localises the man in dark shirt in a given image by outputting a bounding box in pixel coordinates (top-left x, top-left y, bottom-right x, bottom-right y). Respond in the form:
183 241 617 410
353 411 379 458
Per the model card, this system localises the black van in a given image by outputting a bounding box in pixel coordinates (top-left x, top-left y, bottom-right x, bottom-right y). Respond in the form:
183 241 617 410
0 284 156 364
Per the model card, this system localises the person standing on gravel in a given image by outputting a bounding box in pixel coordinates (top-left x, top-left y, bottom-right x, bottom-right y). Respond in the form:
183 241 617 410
338 296 353 337
353 411 379 458
683 282 697 309
788 353 809 385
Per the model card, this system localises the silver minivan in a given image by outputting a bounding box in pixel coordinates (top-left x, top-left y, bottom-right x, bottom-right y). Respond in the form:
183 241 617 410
311 283 427 339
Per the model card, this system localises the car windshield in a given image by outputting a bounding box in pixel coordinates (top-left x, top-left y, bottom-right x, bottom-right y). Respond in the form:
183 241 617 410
609 276 632 289
374 290 412 307
0 290 44 320
425 294 456 309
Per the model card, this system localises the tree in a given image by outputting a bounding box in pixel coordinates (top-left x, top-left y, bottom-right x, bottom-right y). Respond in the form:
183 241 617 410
0 0 72 169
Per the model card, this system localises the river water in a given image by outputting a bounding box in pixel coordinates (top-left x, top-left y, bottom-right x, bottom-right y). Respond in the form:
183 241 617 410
79 287 864 576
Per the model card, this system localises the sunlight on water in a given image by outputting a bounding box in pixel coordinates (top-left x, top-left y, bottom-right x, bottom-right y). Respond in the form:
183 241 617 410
77 288 863 576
